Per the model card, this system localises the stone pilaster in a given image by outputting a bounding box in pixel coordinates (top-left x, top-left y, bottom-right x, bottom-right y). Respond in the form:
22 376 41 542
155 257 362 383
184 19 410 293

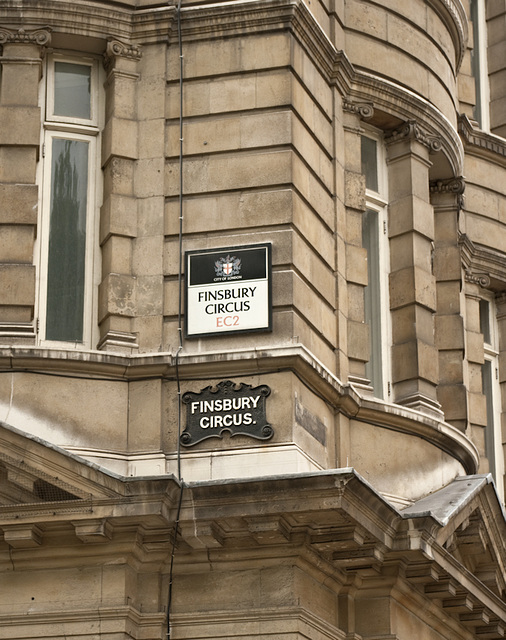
386 121 442 417
431 177 467 431
98 38 141 352
463 279 487 466
0 27 51 342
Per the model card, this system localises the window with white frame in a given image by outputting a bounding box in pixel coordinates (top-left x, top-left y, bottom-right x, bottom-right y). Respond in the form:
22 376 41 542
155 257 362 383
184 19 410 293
480 296 505 504
37 53 102 347
471 0 490 131
361 132 391 400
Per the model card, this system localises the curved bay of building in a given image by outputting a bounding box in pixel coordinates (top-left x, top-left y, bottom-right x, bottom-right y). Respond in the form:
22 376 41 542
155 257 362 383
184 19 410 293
0 0 505 639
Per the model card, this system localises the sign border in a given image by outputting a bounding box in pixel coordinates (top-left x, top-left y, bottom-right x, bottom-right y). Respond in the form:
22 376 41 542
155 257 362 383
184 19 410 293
185 243 272 339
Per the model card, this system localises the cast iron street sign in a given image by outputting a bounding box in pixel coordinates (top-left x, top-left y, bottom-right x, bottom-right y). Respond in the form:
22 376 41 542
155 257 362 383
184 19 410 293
181 380 273 447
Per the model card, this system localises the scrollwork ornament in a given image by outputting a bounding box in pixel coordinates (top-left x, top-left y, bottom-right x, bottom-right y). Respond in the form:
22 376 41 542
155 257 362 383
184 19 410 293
343 99 374 120
465 269 490 288
386 120 442 154
104 38 142 69
0 27 51 47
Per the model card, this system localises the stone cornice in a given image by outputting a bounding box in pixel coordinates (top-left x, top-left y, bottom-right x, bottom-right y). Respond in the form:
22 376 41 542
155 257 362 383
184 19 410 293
459 114 506 166
350 72 464 176
0 343 479 474
459 233 506 292
426 0 468 72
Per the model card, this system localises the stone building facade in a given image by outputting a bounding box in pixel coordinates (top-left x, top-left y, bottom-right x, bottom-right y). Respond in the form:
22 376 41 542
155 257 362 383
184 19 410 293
1 0 506 638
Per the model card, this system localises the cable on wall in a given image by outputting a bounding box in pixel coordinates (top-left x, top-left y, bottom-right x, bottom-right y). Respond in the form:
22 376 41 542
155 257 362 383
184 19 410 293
166 0 185 638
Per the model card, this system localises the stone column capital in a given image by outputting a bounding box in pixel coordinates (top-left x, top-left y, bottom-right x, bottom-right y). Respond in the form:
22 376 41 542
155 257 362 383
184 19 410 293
343 99 374 120
430 176 465 209
386 120 442 154
0 26 51 47
104 38 142 71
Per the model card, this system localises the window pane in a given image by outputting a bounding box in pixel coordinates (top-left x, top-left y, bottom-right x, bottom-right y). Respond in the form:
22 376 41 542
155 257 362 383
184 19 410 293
54 62 91 119
482 360 497 478
46 139 89 342
363 209 384 398
361 136 378 192
479 299 491 344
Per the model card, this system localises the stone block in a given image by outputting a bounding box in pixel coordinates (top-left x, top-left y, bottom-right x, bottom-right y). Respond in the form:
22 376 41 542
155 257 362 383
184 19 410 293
346 244 368 285
133 236 163 276
0 183 38 224
0 63 40 106
0 264 35 305
433 245 461 280
0 106 40 145
466 330 485 364
345 0 387 41
391 305 434 344
344 171 365 210
438 350 465 384
102 117 138 164
469 391 487 427
100 194 137 244
0 225 34 263
389 266 436 311
0 147 37 183
98 273 136 321
128 379 163 451
138 118 165 160
388 196 434 239
105 71 137 121
392 339 438 383
101 235 132 275
134 157 164 198
292 79 333 156
437 384 467 421
103 157 135 196
435 314 465 349
166 149 292 197
389 233 432 272
347 319 369 361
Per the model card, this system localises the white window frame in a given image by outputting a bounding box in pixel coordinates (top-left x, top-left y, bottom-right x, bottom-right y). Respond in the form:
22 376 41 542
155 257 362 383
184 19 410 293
471 0 490 131
362 129 392 400
480 295 505 505
36 52 102 349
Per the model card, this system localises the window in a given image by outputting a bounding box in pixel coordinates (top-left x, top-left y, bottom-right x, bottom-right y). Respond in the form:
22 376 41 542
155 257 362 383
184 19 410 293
480 297 505 504
471 0 490 130
37 54 102 347
361 133 391 399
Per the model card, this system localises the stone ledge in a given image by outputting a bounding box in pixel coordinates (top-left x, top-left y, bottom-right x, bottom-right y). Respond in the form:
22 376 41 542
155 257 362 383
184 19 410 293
0 343 479 474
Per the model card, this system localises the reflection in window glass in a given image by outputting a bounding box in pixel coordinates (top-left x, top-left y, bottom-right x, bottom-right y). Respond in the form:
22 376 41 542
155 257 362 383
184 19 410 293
54 62 91 119
363 209 384 398
46 139 89 342
361 136 378 192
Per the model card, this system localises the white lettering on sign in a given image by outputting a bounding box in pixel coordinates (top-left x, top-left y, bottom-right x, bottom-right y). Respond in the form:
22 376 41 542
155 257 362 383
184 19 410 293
191 395 261 414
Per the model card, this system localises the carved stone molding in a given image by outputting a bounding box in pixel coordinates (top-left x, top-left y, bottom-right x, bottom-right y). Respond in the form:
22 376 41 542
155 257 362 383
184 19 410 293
459 114 506 164
343 99 374 120
464 269 491 288
460 233 506 292
430 177 465 209
0 26 51 47
104 38 142 71
386 120 443 153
